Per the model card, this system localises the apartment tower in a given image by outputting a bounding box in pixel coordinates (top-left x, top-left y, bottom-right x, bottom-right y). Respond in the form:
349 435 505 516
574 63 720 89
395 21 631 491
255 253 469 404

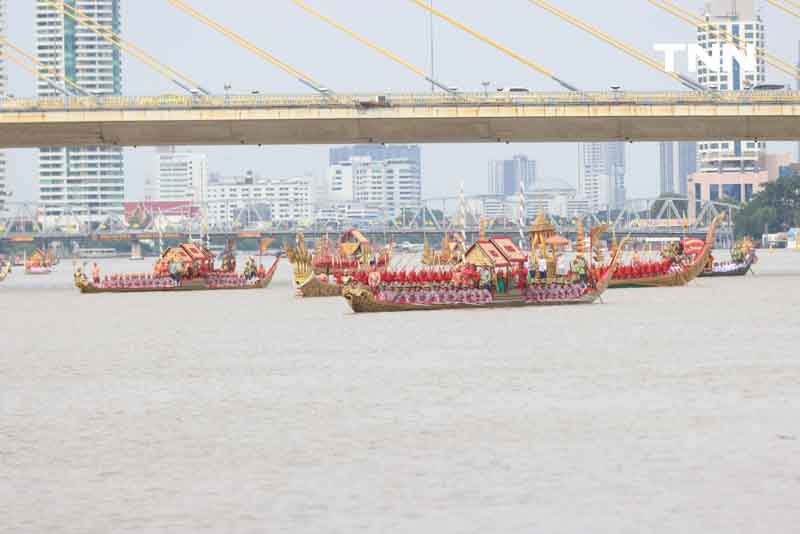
36 0 124 224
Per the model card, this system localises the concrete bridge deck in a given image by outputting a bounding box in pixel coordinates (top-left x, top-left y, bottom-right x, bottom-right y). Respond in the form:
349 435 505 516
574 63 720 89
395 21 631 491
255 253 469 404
2 91 800 148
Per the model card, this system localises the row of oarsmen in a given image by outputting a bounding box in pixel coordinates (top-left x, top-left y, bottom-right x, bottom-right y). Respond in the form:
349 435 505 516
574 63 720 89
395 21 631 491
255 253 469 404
376 286 494 305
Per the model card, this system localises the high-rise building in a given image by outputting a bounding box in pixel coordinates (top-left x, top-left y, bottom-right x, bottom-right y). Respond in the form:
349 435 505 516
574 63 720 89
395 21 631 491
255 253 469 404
205 172 314 226
330 145 420 166
579 142 626 211
696 0 765 173
327 145 422 218
36 0 124 224
154 147 208 203
487 154 537 196
659 141 697 195
0 0 7 214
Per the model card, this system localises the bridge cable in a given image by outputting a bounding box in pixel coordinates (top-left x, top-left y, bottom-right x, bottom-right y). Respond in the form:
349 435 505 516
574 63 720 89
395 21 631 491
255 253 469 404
649 0 800 81
168 0 330 95
291 0 455 93
0 36 89 96
765 0 800 19
407 0 580 92
44 0 210 95
526 0 705 92
0 48 73 97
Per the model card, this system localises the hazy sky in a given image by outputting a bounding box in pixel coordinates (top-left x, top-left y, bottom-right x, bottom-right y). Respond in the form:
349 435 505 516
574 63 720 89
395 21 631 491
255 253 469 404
4 0 800 202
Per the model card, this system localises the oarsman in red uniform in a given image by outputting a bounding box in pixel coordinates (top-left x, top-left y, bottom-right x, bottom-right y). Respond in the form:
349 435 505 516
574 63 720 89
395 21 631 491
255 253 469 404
517 268 526 289
91 262 101 285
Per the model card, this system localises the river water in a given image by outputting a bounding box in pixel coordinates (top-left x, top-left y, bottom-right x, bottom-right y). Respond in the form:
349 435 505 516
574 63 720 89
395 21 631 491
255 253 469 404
1 251 799 533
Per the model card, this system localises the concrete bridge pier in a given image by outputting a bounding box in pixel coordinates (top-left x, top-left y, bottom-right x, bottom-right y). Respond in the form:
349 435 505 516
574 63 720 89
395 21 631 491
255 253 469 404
131 241 143 260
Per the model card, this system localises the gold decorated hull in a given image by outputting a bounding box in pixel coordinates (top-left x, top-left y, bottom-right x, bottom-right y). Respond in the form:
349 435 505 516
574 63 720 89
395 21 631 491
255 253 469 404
294 272 343 298
608 266 699 288
609 214 722 289
343 287 601 313
343 237 627 314
76 257 279 294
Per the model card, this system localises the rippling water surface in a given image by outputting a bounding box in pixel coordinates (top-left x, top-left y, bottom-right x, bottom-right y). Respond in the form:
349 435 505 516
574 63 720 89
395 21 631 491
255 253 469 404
1 251 799 533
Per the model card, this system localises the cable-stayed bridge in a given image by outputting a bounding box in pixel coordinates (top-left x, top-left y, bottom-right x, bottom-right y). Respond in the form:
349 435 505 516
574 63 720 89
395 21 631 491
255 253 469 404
2 91 800 149
2 0 800 149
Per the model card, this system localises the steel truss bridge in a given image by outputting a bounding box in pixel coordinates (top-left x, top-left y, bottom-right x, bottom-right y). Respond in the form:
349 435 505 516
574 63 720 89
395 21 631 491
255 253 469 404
0 196 737 249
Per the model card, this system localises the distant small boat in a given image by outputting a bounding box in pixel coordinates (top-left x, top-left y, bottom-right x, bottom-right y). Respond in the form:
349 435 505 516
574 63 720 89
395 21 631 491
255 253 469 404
699 254 756 278
76 248 120 259
24 248 56 275
699 238 757 278
25 266 53 275
397 241 424 253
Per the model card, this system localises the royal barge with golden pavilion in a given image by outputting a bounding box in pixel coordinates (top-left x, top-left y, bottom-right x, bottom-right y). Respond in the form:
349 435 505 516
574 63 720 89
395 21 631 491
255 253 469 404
343 213 629 313
24 248 58 275
285 229 391 298
73 241 279 294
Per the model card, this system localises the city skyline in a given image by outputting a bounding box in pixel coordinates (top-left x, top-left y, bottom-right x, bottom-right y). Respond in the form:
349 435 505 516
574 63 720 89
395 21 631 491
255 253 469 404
2 1 800 204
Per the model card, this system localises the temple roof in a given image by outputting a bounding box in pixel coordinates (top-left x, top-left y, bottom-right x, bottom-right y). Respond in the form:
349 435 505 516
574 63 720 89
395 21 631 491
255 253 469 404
489 237 527 263
160 243 213 264
465 240 511 268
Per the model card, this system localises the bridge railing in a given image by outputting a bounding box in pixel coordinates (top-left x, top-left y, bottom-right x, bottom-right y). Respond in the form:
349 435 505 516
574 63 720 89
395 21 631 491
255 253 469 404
3 90 800 113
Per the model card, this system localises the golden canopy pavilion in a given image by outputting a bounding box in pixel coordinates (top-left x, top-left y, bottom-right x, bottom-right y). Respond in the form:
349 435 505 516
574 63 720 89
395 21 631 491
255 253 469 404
464 238 527 269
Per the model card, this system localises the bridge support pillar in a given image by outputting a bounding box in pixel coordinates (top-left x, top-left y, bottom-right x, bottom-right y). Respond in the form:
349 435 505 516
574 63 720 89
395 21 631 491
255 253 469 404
131 241 143 260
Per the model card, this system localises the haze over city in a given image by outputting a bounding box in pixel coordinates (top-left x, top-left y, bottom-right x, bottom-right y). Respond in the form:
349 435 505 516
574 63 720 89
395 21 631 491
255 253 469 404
3 0 800 203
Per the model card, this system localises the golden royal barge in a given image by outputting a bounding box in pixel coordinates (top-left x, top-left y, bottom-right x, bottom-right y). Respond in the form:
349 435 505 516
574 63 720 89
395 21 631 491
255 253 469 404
74 242 279 294
24 248 58 275
343 234 629 313
286 229 390 298
607 214 723 289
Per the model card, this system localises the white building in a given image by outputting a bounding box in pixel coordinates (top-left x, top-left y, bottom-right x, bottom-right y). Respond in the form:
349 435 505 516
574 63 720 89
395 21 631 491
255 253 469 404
550 195 591 220
155 148 208 203
316 202 382 224
206 172 313 227
697 0 766 172
579 142 625 212
327 145 422 219
327 162 354 202
480 197 509 220
36 0 124 224
0 0 7 214
481 178 587 221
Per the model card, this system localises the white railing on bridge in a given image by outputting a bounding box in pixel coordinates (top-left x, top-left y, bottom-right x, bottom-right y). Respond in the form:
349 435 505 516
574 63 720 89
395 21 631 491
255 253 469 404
3 90 800 113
